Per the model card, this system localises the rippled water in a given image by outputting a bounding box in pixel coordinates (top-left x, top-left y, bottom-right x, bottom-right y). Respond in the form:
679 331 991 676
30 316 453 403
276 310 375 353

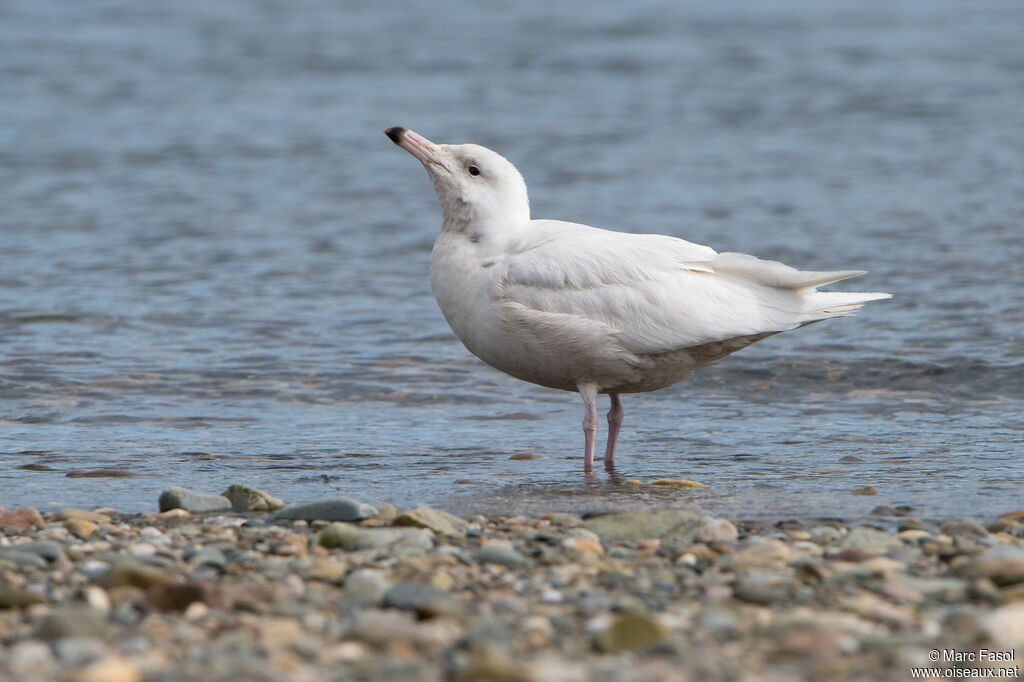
2 0 1022 521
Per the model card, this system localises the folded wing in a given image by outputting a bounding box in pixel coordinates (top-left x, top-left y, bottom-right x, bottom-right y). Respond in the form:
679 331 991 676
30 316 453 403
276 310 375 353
500 221 890 356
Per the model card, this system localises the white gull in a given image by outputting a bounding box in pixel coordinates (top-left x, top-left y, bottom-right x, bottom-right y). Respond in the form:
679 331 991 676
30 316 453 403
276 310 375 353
385 127 891 474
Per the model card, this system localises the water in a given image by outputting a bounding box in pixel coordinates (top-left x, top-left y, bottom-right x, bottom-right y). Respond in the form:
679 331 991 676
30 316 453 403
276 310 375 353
2 0 1021 522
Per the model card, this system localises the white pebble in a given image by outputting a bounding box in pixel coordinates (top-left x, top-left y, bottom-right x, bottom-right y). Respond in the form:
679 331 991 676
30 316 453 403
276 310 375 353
138 527 168 544
80 560 111 581
540 588 563 603
127 542 156 557
9 640 56 677
82 586 111 614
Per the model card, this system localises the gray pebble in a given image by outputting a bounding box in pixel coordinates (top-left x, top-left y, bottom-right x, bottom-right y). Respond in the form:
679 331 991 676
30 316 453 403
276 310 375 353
320 523 432 553
276 497 378 522
52 637 109 666
341 569 392 607
581 509 709 543
1 541 64 562
0 550 47 568
473 544 530 568
184 547 228 572
838 526 902 552
940 517 989 540
158 486 232 513
222 484 285 512
383 583 460 618
35 607 110 641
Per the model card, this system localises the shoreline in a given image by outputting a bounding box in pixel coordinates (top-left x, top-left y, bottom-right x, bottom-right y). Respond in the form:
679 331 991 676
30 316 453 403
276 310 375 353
2 490 1024 681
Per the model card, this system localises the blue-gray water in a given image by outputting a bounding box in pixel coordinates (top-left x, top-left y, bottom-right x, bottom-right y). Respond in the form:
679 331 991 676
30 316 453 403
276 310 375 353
2 0 1022 521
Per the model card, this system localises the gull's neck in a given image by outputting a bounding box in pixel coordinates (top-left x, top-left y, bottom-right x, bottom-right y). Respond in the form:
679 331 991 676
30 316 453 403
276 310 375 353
438 199 530 239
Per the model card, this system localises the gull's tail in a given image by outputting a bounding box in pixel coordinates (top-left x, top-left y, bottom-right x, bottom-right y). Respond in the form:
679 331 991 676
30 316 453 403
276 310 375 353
712 251 892 322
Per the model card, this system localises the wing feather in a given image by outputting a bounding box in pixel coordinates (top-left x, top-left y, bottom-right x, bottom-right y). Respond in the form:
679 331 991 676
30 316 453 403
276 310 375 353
499 221 886 356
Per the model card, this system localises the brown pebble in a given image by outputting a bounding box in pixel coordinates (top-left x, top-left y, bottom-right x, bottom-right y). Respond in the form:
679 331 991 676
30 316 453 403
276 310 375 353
650 478 710 488
72 656 142 682
0 507 45 530
147 509 192 520
57 507 112 523
147 582 217 612
64 518 97 537
851 486 878 496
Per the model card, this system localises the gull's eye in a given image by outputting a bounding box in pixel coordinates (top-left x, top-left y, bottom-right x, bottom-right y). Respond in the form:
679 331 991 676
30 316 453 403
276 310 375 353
467 165 481 176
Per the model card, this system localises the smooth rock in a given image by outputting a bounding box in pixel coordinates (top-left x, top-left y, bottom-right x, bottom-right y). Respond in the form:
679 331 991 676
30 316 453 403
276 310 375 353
837 526 902 553
149 509 192 521
95 559 176 590
82 586 111 614
305 558 348 583
146 582 214 612
474 544 530 568
184 547 227 571
0 550 47 568
0 588 47 608
593 612 670 653
811 526 843 545
545 513 582 528
8 640 57 678
374 502 399 521
453 645 535 682
57 507 112 523
562 529 604 555
980 603 1024 647
319 522 432 553
649 478 710 488
222 484 285 512
341 569 392 607
346 609 463 652
276 497 378 522
967 545 1024 585
940 517 989 540
65 518 98 537
80 560 112 582
53 637 109 665
733 567 797 605
0 506 45 530
394 505 468 538
895 577 968 600
383 582 461 619
723 537 797 568
257 617 303 649
6 540 63 560
157 486 231 513
75 657 143 682
581 509 709 543
694 517 739 543
35 607 110 641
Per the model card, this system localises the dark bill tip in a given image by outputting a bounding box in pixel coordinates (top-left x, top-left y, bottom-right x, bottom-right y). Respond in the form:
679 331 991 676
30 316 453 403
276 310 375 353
384 126 407 143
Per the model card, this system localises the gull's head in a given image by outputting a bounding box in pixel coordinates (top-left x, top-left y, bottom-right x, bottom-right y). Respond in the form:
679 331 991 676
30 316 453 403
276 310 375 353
385 127 529 230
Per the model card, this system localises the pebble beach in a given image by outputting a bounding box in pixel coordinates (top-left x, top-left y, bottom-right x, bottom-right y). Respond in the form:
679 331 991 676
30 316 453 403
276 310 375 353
3 485 1024 681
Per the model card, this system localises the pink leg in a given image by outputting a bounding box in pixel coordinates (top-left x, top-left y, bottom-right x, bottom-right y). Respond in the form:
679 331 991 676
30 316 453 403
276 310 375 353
578 383 599 473
604 393 623 470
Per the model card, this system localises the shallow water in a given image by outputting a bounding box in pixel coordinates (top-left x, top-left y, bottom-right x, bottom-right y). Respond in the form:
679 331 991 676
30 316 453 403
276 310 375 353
2 0 1022 521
